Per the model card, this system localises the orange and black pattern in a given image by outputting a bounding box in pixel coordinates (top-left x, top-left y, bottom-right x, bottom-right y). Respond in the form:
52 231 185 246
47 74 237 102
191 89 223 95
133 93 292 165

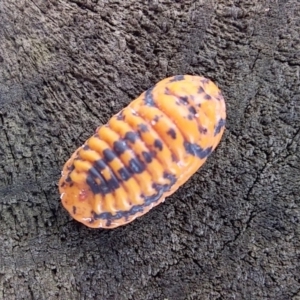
59 75 226 229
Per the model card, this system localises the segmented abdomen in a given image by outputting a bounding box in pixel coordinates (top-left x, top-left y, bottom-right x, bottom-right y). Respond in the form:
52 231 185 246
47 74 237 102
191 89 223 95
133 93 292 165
59 75 226 229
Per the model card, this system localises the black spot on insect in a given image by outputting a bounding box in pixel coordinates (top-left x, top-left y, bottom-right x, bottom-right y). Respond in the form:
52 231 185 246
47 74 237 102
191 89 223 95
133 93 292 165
153 115 160 122
198 126 207 134
214 118 226 136
129 157 145 174
124 131 138 143
167 128 176 139
187 114 194 120
144 86 155 106
72 206 77 214
163 172 177 186
93 205 145 222
94 159 107 172
67 165 75 172
179 96 189 105
188 106 197 115
103 149 117 162
113 140 129 155
60 182 66 188
89 166 105 183
106 219 112 227
82 145 90 150
106 176 120 191
198 86 205 94
204 94 212 100
154 139 163 151
138 124 148 133
65 176 72 183
184 141 213 159
118 167 131 181
86 175 109 195
170 75 185 82
142 151 152 163
86 166 120 195
152 182 170 194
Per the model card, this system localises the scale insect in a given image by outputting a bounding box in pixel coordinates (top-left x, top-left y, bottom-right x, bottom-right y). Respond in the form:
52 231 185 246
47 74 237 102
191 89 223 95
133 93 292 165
59 75 226 229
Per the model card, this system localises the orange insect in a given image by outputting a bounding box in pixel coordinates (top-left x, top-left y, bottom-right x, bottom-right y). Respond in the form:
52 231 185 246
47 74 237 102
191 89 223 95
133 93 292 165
59 75 226 229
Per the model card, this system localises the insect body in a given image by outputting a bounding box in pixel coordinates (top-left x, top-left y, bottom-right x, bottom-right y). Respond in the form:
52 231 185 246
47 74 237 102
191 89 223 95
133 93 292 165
59 75 226 229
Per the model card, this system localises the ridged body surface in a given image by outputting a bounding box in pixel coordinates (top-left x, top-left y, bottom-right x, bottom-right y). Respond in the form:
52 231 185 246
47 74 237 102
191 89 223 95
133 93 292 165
59 75 226 228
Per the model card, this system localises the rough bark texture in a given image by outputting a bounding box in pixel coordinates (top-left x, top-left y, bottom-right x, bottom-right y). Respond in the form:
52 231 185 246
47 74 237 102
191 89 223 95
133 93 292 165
0 0 299 299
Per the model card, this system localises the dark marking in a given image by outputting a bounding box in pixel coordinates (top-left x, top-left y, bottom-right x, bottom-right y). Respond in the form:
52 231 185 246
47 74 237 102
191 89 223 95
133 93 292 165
86 169 120 195
118 167 131 181
91 170 178 224
198 126 208 134
144 86 155 106
142 151 152 163
152 182 170 194
129 157 145 174
106 176 120 190
204 94 212 100
170 75 185 82
89 166 104 181
138 124 149 133
93 205 144 223
163 172 177 186
65 176 72 183
167 128 176 139
103 149 117 162
188 106 197 115
82 145 89 150
214 118 226 136
60 182 66 188
179 96 189 105
184 142 213 159
113 140 129 155
86 175 110 194
198 86 205 94
153 115 160 122
87 159 120 195
154 139 163 151
72 206 77 214
124 131 138 143
187 114 194 120
94 159 107 172
67 165 75 172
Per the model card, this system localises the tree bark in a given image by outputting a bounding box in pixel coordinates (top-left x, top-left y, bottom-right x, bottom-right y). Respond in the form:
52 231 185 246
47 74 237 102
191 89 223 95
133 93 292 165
0 0 299 299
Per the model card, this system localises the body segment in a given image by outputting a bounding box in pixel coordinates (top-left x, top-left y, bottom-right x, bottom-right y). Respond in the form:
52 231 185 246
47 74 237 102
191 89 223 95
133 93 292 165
59 75 226 229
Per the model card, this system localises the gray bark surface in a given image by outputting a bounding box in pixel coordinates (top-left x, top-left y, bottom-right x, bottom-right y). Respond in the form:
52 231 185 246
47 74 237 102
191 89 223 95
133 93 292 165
0 0 299 299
